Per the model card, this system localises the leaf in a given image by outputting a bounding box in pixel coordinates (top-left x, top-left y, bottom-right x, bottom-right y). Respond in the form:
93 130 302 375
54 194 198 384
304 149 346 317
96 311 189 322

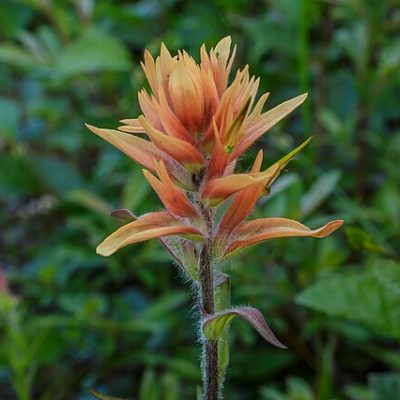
142 292 187 321
379 38 400 76
139 369 158 400
29 154 83 196
0 98 20 141
161 373 179 400
296 261 400 339
214 274 231 382
345 227 386 254
202 307 286 348
0 153 42 196
0 43 38 67
86 388 131 400
214 273 231 312
0 2 32 40
287 377 314 399
56 29 131 77
300 170 341 217
69 189 112 215
122 166 151 210
344 384 373 400
369 372 400 400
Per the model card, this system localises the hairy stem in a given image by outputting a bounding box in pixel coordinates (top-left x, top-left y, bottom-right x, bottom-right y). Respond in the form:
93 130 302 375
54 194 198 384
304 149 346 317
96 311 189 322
199 242 219 400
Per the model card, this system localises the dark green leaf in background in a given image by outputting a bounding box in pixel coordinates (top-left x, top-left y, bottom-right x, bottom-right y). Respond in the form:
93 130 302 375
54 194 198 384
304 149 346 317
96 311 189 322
296 261 400 339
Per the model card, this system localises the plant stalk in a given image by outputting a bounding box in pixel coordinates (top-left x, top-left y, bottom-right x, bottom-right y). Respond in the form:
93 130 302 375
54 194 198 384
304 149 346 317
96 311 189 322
199 242 219 400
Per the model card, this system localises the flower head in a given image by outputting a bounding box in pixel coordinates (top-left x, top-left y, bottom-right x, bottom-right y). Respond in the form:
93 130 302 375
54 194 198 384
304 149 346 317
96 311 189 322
87 37 343 261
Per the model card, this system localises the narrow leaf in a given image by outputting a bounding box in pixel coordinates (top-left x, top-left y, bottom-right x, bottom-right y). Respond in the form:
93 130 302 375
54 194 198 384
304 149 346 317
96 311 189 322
202 307 286 348
300 170 341 217
214 274 231 382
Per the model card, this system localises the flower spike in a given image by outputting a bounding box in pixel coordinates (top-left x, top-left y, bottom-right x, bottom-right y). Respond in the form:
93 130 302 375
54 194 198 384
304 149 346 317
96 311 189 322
87 37 343 398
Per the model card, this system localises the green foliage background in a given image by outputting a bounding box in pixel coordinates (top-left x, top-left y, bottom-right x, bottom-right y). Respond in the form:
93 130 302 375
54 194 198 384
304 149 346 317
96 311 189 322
1 0 400 399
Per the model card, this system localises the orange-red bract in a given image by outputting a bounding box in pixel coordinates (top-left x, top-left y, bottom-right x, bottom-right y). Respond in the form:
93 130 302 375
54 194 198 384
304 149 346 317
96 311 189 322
88 37 343 258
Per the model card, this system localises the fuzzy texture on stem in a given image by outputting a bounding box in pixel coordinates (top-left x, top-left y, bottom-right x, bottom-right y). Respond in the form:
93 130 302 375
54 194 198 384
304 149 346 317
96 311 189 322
199 242 220 399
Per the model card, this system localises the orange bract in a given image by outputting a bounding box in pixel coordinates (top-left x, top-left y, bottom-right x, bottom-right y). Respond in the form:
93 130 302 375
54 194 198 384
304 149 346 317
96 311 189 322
88 37 343 257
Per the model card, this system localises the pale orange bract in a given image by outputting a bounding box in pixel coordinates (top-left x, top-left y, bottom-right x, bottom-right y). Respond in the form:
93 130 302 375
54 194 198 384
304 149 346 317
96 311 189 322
87 36 343 258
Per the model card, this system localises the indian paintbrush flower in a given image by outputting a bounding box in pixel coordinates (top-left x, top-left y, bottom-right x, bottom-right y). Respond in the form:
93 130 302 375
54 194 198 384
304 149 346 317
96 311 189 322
86 36 343 400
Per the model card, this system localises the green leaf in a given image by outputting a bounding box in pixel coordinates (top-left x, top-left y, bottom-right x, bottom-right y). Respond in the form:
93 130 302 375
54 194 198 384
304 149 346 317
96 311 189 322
142 292 188 321
0 43 38 67
288 377 314 399
0 153 42 196
87 388 131 400
69 189 112 216
345 227 386 254
369 372 400 400
214 273 231 312
161 373 179 400
296 261 400 339
202 307 286 348
0 98 20 141
29 155 83 196
260 387 287 400
56 28 131 77
379 38 400 76
122 166 151 210
214 274 231 382
344 384 373 400
300 170 341 217
139 369 158 400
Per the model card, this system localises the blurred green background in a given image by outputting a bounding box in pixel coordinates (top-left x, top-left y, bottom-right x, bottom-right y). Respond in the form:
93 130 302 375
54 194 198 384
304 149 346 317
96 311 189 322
1 0 400 399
